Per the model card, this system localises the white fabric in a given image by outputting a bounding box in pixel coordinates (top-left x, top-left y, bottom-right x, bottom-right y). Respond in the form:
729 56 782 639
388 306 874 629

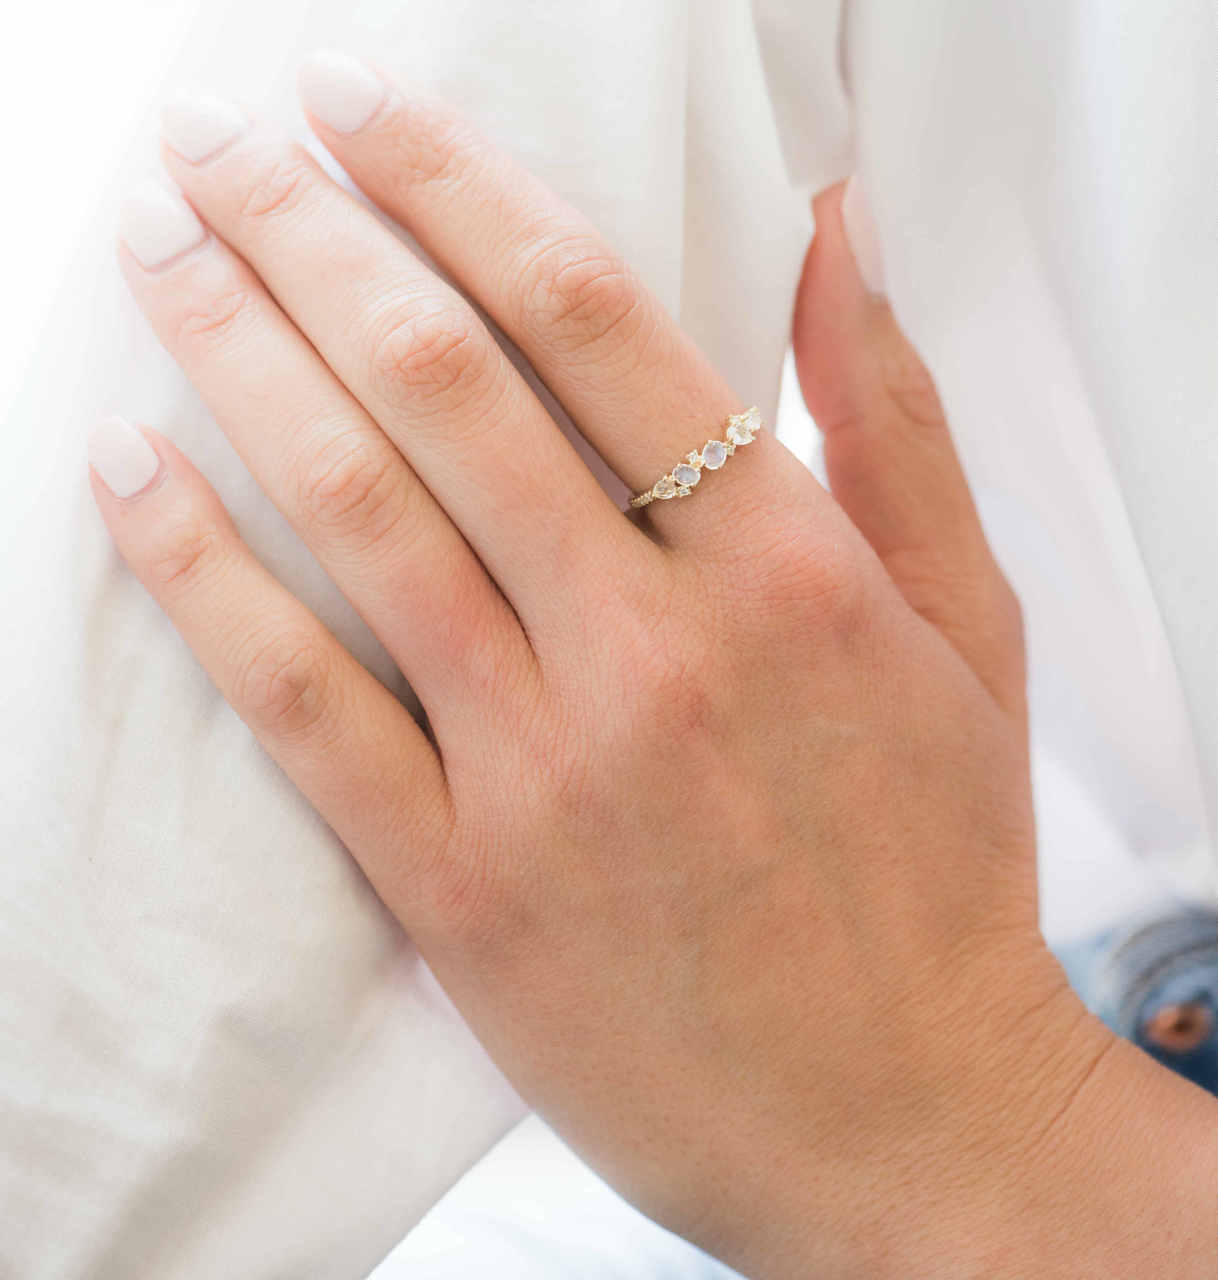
0 1 1214 1276
375 1113 743 1279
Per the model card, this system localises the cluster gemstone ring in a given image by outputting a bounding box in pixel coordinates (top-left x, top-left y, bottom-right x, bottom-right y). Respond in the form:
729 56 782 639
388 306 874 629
629 407 764 508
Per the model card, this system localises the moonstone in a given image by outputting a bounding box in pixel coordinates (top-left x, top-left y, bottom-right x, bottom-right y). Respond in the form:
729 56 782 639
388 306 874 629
653 475 677 499
701 439 727 470
673 463 700 487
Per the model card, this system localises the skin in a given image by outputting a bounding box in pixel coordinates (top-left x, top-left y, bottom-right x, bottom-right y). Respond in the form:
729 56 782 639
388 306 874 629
91 63 1218 1278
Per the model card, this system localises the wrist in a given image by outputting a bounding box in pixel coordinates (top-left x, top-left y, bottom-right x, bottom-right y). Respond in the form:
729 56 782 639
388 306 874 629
905 971 1218 1279
682 943 1217 1280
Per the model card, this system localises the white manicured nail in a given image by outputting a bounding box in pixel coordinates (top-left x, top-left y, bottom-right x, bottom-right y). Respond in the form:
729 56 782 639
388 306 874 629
118 180 207 270
88 415 163 498
298 50 386 133
841 175 886 295
161 94 248 163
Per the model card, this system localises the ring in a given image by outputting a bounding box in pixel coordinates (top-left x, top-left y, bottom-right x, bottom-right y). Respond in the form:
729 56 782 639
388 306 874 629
629 407 764 508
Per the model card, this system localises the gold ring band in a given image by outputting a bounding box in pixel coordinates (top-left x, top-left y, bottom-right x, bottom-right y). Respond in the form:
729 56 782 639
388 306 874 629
629 407 764 508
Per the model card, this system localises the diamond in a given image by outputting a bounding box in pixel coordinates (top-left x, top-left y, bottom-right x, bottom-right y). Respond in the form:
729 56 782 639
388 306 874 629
727 408 760 445
673 463 700 487
686 451 702 467
653 475 677 499
701 439 727 470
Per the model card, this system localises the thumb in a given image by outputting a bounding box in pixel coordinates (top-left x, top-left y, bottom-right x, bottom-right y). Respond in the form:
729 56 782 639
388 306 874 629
793 177 1026 724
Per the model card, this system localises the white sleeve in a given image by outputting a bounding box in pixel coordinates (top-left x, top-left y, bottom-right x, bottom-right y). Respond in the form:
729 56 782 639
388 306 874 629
751 0 855 193
840 0 1218 915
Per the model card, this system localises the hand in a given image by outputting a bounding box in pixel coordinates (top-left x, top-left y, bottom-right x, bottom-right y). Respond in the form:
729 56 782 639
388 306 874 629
90 54 1218 1278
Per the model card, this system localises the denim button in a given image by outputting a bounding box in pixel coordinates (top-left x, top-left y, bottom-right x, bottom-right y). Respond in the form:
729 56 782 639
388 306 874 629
1142 999 1214 1053
1052 905 1218 1096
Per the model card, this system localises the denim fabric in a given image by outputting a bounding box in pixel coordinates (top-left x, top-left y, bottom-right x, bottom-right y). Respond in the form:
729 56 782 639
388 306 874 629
1052 905 1218 1096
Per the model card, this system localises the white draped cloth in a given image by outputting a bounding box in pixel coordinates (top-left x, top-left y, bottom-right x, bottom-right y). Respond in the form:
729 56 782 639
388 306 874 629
1 2 1214 1275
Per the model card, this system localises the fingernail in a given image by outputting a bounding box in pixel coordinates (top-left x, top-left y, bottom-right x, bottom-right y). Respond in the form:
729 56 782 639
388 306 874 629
118 179 207 270
161 93 248 163
298 50 386 134
841 175 886 295
88 415 163 498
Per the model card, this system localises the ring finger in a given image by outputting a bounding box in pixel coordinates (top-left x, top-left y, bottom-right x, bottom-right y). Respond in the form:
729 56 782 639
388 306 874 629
293 53 827 543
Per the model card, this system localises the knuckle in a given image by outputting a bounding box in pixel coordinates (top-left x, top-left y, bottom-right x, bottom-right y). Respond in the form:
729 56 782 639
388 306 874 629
171 285 256 350
232 629 334 741
877 329 947 433
293 430 407 552
426 847 514 955
726 515 867 634
882 547 974 616
782 545 868 640
801 546 867 626
383 104 473 192
413 806 534 957
238 149 314 223
147 518 226 591
368 303 492 411
517 238 645 357
883 371 945 435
